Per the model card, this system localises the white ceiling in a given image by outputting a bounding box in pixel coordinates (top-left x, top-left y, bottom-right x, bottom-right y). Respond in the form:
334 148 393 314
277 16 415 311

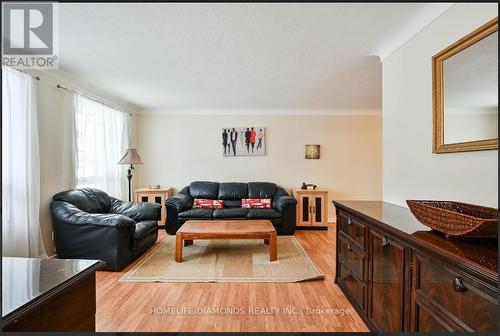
53 3 453 114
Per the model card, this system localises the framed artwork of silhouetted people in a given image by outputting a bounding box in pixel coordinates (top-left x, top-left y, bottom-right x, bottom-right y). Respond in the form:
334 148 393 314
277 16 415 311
222 127 266 156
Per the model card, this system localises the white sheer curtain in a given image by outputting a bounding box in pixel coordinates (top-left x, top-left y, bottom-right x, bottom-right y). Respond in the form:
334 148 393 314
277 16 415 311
2 67 46 257
73 93 130 200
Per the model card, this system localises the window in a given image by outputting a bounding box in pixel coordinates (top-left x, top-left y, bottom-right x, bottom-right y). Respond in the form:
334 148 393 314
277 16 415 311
74 94 130 200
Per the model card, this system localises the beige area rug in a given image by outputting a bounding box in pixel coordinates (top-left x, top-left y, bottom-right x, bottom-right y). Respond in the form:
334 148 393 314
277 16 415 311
121 236 324 283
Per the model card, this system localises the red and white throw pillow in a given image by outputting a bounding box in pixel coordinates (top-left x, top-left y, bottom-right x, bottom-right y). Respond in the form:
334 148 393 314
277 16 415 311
193 199 224 209
241 198 272 209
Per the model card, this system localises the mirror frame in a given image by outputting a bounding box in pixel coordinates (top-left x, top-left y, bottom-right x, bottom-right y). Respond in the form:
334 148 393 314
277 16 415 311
432 17 498 154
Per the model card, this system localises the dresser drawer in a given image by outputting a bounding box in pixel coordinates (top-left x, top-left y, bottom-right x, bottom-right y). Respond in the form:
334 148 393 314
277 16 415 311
338 235 365 281
338 211 366 249
338 261 365 311
413 301 456 332
413 253 498 332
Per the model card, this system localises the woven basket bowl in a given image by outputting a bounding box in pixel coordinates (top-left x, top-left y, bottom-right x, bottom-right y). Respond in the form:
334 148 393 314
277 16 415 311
406 200 498 238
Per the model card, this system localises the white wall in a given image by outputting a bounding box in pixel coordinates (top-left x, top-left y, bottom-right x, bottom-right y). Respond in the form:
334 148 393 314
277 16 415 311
135 113 382 220
31 70 137 256
382 3 498 208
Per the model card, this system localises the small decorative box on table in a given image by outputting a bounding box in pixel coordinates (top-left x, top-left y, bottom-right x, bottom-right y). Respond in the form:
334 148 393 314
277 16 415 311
134 188 172 226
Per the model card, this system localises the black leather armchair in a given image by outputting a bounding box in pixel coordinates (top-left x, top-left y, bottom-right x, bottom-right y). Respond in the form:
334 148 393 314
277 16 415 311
50 188 161 271
166 182 297 235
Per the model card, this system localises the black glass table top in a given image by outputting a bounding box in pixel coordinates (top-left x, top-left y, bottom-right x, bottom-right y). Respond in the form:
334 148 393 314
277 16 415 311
2 257 104 318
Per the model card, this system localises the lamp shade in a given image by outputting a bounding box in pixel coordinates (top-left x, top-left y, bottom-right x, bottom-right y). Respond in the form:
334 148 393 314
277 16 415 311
117 149 143 165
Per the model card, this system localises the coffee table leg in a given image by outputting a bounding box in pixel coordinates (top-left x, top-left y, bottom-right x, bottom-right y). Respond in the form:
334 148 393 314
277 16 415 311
269 233 277 261
184 240 193 246
175 234 183 262
264 239 269 245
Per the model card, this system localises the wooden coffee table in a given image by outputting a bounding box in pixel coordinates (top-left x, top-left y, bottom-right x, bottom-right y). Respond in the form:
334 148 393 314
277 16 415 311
175 220 277 262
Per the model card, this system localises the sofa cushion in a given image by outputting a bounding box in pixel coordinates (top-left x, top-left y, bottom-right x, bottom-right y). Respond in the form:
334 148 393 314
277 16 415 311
53 188 111 213
248 182 277 199
241 198 272 208
223 200 242 208
133 220 158 240
218 182 248 200
247 208 282 219
193 199 224 209
189 181 219 199
178 208 214 219
213 208 249 218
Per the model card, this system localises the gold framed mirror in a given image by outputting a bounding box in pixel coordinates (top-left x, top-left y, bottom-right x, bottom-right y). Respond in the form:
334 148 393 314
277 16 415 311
433 17 498 153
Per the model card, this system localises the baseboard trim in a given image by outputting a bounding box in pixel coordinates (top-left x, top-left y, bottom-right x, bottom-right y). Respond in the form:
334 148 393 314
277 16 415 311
296 226 328 231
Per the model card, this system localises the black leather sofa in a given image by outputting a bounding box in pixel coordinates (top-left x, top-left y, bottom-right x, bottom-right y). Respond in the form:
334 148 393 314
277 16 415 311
50 188 161 271
166 181 297 235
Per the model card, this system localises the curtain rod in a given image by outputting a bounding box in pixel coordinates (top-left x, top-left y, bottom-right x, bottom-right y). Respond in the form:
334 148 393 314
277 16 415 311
56 84 133 116
5 67 40 80
27 73 40 81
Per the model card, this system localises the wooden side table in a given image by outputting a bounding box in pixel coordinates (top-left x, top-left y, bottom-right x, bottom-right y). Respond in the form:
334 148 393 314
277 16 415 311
134 188 172 225
292 188 328 230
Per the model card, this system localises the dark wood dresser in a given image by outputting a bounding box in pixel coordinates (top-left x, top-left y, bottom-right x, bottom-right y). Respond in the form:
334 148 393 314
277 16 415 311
333 201 498 332
2 257 104 332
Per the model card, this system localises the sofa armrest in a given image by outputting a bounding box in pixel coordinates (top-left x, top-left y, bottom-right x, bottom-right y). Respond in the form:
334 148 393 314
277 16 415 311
165 191 193 234
166 194 193 212
273 196 297 212
273 195 297 235
109 198 161 222
51 201 136 228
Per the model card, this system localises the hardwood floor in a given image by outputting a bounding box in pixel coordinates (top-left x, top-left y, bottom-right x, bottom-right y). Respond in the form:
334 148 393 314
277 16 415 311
95 225 368 332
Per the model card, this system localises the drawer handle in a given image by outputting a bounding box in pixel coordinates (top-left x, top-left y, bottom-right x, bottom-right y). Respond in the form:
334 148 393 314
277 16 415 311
347 218 353 225
347 269 353 278
382 237 389 247
453 276 467 292
347 243 352 251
